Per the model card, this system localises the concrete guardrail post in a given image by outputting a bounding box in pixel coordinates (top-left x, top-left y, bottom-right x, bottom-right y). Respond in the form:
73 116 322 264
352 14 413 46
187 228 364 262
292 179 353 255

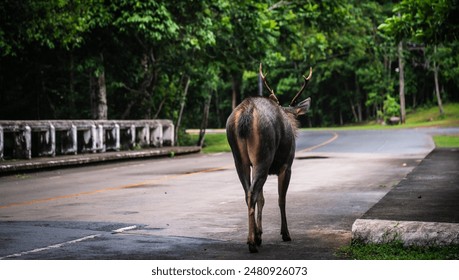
104 123 120 151
163 123 174 146
13 125 32 159
96 124 104 152
37 123 55 157
136 124 150 147
79 124 96 153
119 124 136 149
60 124 77 155
150 122 163 148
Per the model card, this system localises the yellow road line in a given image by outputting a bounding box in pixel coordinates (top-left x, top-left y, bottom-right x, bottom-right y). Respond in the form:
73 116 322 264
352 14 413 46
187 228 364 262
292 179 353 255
0 166 229 209
299 131 339 152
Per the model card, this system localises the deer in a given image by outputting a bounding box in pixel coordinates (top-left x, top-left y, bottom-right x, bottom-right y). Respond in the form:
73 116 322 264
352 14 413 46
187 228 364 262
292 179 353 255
226 63 312 253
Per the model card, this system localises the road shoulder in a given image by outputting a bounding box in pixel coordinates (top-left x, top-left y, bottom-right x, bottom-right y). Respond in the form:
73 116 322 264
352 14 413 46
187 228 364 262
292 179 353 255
352 148 459 246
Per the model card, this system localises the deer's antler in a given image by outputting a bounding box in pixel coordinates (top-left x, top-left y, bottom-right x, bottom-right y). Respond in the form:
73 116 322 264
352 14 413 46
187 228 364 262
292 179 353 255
290 67 312 107
259 63 279 104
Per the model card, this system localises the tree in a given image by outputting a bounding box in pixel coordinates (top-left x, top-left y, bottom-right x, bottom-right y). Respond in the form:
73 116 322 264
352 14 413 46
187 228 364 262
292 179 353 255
0 0 112 119
379 0 459 116
1 0 458 130
398 39 407 123
208 1 276 109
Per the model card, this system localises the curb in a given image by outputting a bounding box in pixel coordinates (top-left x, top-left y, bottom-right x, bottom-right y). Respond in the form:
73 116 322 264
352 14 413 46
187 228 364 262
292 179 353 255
0 146 201 174
352 219 459 246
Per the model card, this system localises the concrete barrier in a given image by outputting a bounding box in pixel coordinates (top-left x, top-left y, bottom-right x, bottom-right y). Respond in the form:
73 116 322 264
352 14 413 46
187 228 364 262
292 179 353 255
0 120 174 160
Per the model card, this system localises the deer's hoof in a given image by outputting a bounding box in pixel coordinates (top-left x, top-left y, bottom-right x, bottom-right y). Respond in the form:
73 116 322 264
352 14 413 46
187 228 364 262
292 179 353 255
282 234 292 242
255 235 262 246
248 243 259 253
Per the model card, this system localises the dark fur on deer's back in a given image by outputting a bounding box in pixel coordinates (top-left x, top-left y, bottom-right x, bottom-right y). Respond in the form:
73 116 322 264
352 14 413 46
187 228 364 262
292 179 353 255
227 96 298 176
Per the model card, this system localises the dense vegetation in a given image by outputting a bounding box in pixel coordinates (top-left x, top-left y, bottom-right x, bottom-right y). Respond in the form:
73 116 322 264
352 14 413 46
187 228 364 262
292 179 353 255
1 0 458 134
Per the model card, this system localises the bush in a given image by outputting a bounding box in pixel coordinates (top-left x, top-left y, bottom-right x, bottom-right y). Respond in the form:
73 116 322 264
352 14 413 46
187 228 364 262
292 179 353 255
383 94 400 123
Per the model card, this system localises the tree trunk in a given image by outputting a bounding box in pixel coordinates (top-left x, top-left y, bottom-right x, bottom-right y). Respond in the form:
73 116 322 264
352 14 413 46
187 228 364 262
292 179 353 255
153 97 167 119
214 89 222 128
121 98 135 119
357 103 362 122
350 100 358 122
398 41 406 124
197 93 212 147
375 103 382 123
231 73 241 110
121 51 159 119
339 110 344 126
433 45 444 115
96 69 108 120
90 54 108 120
175 75 190 145
355 77 363 122
69 52 75 100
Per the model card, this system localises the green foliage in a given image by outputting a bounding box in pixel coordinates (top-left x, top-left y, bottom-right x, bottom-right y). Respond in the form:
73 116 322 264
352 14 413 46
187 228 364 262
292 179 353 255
360 62 394 109
113 0 179 42
176 130 193 147
379 0 459 44
1 0 459 130
383 94 401 121
0 0 111 55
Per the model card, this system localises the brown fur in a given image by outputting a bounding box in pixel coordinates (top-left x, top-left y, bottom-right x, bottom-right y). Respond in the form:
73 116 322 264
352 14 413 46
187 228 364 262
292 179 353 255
226 95 310 253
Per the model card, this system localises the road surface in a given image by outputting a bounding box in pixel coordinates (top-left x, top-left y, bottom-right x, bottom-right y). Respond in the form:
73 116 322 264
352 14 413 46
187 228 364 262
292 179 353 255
0 128 456 259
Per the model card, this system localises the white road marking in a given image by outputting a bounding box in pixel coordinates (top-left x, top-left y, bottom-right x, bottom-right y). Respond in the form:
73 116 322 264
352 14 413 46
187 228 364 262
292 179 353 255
111 225 138 233
0 234 101 260
0 225 138 259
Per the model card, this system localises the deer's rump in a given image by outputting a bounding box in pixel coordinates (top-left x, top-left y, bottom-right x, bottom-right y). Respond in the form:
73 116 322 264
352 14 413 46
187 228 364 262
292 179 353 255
227 97 295 176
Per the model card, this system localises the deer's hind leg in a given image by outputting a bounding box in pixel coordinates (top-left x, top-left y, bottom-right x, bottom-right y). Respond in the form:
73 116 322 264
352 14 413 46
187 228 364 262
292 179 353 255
255 190 264 246
230 145 260 252
278 167 292 242
246 166 268 253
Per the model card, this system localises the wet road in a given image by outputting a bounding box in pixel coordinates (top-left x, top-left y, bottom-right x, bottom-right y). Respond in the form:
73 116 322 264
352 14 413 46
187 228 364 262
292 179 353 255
0 128 456 259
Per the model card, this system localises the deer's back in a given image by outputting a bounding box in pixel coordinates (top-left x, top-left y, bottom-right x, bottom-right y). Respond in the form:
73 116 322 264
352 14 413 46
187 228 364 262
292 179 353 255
226 97 296 175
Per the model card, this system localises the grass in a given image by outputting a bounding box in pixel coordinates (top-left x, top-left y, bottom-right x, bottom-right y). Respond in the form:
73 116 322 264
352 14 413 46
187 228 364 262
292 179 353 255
433 135 459 148
405 103 459 127
338 240 459 260
309 102 459 131
189 133 231 153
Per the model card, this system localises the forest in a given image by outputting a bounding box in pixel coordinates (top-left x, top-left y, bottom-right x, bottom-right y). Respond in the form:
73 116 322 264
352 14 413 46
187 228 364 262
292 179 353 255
1 0 459 139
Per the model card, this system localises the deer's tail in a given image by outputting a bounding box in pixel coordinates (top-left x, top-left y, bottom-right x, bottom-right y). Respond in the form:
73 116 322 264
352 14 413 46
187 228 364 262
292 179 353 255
237 107 253 139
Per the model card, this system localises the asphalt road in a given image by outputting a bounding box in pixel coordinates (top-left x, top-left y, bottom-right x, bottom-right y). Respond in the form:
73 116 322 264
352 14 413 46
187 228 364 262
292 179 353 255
0 128 456 259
